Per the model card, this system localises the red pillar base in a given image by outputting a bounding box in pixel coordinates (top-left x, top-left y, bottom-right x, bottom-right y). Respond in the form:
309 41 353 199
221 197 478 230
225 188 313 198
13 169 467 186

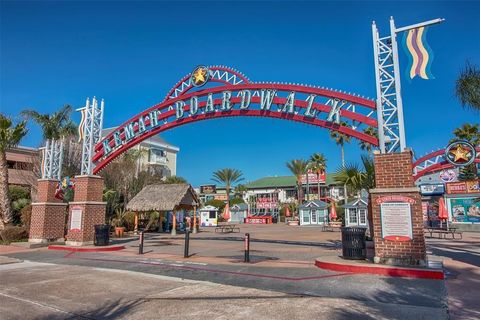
66 175 106 246
29 179 67 243
370 151 427 266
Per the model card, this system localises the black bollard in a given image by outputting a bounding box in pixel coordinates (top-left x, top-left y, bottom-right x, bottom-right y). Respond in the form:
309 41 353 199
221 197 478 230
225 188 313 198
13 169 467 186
139 231 144 254
184 230 190 258
244 233 250 263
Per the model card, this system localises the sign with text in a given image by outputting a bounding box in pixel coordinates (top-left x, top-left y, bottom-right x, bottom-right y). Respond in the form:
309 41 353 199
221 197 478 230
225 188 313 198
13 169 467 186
301 172 326 185
446 180 480 194
420 184 445 196
380 202 413 241
70 206 83 231
200 185 216 194
256 197 278 209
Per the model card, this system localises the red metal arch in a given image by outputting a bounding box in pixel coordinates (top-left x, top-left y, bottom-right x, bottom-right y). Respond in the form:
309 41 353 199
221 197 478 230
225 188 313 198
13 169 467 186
93 80 378 174
164 66 250 101
412 147 480 181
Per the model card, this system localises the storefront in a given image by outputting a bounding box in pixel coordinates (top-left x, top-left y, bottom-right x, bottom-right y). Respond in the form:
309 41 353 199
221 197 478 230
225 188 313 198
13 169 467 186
298 200 328 226
444 180 480 231
230 203 248 223
199 205 219 227
343 198 368 228
419 183 445 228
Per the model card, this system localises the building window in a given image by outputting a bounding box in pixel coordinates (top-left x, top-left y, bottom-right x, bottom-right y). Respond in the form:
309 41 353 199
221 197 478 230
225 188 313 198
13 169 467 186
349 208 358 224
302 211 310 223
148 148 166 164
7 160 32 171
359 209 366 225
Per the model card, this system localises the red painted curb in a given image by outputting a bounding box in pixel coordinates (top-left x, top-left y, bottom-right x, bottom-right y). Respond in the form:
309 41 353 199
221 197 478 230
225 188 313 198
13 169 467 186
48 245 125 252
315 260 444 280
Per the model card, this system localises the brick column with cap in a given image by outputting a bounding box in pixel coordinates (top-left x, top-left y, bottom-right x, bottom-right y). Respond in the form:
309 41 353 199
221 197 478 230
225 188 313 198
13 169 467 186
369 150 426 266
29 179 68 243
66 175 106 246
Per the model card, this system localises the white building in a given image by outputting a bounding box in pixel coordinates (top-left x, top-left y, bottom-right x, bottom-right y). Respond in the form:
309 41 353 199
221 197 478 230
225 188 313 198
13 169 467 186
102 128 179 177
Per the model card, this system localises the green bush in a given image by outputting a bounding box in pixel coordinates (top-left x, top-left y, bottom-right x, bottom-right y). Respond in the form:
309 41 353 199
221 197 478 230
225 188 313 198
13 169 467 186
9 185 30 201
124 211 136 231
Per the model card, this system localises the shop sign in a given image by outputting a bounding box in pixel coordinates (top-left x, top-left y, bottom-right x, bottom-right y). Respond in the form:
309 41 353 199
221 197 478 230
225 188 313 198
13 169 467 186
420 184 445 196
200 185 216 194
70 206 83 231
375 195 416 205
439 169 456 183
444 140 476 167
446 180 480 194
214 194 228 201
380 202 413 242
449 197 480 223
256 197 278 209
301 171 326 184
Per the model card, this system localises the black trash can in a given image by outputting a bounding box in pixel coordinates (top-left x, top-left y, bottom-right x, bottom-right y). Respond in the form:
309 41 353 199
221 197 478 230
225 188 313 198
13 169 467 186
94 224 110 246
341 227 366 260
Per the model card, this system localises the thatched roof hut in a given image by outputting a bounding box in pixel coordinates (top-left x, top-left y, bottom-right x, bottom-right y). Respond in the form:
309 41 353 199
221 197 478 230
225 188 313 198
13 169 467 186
126 183 200 212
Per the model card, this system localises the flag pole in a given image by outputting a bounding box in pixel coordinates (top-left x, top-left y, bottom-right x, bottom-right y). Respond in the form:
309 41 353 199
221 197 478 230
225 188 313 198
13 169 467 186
394 18 445 34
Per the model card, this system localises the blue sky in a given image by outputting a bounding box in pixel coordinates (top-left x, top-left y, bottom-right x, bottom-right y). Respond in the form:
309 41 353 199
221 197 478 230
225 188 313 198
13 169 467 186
1 1 479 186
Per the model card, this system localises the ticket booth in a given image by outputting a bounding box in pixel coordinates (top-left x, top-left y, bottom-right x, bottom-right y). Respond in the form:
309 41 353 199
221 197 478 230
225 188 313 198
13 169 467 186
230 203 248 223
199 205 219 227
299 200 328 226
343 198 368 227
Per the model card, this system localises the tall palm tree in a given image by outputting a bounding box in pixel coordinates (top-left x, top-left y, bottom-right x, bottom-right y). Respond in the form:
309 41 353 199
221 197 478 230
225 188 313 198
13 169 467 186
451 123 480 146
212 168 244 205
309 153 327 200
455 61 480 112
329 121 352 167
286 159 309 205
164 176 187 184
334 155 375 200
359 127 378 154
0 115 28 229
21 105 76 140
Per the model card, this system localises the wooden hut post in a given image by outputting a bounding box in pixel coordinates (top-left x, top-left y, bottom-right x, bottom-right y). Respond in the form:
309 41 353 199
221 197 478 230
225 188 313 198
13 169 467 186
193 206 197 234
171 210 177 236
134 212 139 235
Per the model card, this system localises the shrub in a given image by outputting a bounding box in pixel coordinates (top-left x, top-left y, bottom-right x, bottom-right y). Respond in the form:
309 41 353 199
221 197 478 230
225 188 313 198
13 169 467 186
124 211 136 231
20 204 32 229
0 226 28 242
9 185 30 201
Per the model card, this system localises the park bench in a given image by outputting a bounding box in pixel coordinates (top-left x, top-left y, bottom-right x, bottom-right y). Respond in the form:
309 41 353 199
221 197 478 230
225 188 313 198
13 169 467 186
425 226 463 240
215 224 240 233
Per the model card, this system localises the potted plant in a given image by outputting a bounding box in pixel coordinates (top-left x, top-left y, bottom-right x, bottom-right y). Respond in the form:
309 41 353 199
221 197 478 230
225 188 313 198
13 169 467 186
111 208 127 237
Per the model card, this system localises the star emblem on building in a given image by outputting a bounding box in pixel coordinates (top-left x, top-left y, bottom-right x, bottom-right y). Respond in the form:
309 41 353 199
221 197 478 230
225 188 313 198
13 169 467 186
445 140 476 167
191 66 210 87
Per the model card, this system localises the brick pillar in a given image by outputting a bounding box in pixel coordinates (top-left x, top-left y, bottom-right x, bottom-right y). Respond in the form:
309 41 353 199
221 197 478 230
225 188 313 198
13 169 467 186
66 175 106 246
370 150 426 266
29 179 67 244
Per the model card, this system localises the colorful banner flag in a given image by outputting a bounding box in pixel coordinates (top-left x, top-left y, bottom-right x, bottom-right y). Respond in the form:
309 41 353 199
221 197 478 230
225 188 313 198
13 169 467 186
402 26 435 80
78 109 86 142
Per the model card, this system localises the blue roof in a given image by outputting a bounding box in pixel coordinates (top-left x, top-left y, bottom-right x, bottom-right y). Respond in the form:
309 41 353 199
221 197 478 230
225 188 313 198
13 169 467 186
299 200 328 209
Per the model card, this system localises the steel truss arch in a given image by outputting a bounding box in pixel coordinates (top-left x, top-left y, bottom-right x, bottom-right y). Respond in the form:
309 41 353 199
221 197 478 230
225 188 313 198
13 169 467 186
413 147 480 181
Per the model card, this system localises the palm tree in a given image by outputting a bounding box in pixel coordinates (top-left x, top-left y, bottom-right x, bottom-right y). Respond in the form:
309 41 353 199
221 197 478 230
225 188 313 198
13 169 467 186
0 115 28 229
455 61 480 112
451 123 480 146
164 176 187 184
359 127 378 154
21 105 76 140
334 155 375 200
329 121 352 167
286 159 309 205
309 153 327 200
212 168 244 205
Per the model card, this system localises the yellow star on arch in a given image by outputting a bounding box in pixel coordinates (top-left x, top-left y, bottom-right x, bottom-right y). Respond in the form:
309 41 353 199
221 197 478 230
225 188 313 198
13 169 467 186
193 68 207 85
450 144 470 162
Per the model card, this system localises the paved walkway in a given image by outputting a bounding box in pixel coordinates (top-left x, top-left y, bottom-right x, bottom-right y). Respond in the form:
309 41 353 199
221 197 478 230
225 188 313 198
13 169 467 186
0 261 447 320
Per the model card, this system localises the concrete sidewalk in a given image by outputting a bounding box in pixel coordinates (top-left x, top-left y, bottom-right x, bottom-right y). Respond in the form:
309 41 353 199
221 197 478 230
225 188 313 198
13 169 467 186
0 261 448 320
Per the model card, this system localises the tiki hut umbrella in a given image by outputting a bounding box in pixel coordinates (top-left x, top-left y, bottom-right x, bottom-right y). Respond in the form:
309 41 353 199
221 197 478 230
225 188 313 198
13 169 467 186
126 184 200 236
